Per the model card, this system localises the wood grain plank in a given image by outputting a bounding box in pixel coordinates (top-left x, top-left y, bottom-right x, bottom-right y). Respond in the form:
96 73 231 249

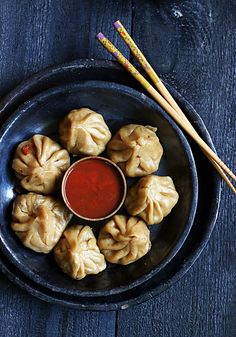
117 0 235 336
0 0 132 99
0 273 116 337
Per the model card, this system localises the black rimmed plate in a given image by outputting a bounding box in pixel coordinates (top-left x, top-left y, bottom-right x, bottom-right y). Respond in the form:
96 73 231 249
0 80 198 296
0 60 220 310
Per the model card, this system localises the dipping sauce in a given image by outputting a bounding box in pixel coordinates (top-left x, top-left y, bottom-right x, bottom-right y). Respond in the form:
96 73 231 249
62 157 126 220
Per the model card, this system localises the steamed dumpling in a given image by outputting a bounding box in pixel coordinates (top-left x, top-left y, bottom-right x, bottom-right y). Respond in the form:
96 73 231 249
54 225 106 280
98 215 151 265
125 175 179 225
107 124 163 177
11 193 72 253
12 134 70 194
59 108 112 155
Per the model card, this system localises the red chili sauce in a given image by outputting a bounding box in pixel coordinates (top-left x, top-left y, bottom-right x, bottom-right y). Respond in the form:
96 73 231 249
64 158 125 219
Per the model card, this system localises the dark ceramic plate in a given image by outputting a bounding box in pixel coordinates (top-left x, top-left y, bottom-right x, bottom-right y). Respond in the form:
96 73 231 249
0 60 221 310
0 80 197 297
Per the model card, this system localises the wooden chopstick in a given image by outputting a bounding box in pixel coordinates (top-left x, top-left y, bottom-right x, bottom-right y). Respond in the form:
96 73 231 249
96 32 236 194
113 20 193 123
113 21 236 194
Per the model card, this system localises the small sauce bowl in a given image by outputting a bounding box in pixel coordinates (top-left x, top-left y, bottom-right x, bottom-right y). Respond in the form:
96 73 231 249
61 156 127 221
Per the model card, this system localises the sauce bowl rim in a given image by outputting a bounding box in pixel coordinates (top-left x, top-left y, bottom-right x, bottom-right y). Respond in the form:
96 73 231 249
61 155 127 221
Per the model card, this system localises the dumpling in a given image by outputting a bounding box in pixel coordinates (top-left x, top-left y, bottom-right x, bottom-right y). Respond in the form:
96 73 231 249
107 124 163 177
59 108 112 155
11 193 72 253
125 175 179 225
54 225 106 280
98 215 151 265
12 134 70 194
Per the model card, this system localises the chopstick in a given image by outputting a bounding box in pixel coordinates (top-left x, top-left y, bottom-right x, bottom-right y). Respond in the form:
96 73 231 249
113 20 195 123
96 31 236 194
112 21 236 194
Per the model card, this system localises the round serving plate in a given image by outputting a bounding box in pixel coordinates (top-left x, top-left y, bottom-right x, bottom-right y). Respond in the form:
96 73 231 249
0 60 221 310
0 80 198 296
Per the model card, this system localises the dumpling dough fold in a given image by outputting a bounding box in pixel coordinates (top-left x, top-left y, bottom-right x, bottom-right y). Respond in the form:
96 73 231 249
59 108 111 155
98 215 151 265
54 225 106 280
11 193 72 253
107 124 163 177
12 134 70 194
125 175 179 225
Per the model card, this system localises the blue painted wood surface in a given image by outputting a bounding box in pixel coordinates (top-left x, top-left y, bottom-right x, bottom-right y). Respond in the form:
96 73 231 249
0 0 235 336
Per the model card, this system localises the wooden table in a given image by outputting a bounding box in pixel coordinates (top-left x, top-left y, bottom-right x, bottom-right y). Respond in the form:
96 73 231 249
0 1 235 336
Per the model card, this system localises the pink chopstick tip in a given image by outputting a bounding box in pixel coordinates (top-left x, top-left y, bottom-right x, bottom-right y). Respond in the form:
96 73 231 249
97 32 105 40
113 21 121 29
